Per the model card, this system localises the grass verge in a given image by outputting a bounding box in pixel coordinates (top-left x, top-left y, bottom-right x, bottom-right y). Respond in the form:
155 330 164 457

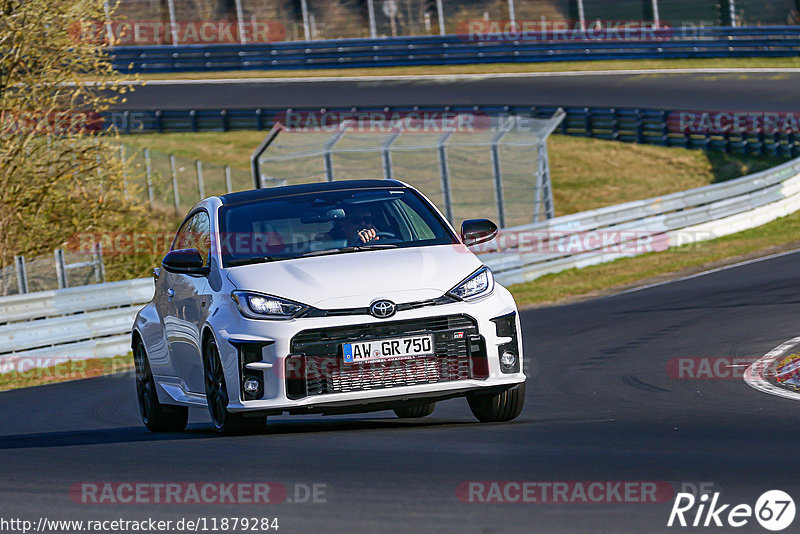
113 57 800 81
509 208 800 307
0 354 134 392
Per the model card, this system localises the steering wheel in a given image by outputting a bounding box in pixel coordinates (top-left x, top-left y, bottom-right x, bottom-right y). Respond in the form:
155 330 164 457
376 231 397 240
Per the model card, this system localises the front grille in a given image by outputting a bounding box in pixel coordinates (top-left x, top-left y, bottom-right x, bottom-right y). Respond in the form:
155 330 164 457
286 315 482 399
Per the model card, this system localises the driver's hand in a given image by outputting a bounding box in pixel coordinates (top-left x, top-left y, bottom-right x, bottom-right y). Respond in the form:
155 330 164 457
355 227 378 243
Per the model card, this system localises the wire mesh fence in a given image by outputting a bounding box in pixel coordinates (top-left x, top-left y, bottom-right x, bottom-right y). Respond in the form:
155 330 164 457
102 0 800 46
119 144 262 213
0 246 105 297
256 111 564 229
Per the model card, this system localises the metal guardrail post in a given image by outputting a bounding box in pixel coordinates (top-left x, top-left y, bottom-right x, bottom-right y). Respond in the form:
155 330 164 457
196 160 205 199
169 154 181 211
14 255 27 295
54 248 68 289
225 165 233 193
144 148 154 206
437 131 455 223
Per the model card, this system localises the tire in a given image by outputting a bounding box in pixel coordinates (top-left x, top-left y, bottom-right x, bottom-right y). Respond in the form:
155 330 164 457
134 340 188 432
467 382 526 423
203 337 266 435
393 402 436 419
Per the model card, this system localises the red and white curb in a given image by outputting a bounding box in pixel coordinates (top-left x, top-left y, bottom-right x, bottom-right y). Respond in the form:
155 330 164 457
744 336 800 401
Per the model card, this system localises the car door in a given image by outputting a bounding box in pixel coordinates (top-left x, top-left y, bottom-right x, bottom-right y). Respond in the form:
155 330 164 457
163 211 212 393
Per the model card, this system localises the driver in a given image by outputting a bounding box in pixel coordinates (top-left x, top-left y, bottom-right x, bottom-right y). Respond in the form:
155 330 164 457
328 205 380 245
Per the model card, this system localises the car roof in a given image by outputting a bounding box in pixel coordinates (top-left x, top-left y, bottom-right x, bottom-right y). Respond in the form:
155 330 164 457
218 179 408 205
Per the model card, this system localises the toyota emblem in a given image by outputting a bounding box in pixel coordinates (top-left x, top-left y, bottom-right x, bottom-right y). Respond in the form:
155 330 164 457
370 299 396 319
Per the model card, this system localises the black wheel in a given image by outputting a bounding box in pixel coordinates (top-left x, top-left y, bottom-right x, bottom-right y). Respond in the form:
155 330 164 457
393 402 435 418
467 382 525 423
203 337 265 435
134 340 188 432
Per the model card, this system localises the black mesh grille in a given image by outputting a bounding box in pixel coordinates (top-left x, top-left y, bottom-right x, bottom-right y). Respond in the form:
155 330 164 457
287 315 479 398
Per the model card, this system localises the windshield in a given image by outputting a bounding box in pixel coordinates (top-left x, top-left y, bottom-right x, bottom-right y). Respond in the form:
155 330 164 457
218 187 457 266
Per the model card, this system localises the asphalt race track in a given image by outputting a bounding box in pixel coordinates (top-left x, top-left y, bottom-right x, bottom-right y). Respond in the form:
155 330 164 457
118 71 800 112
3 250 800 533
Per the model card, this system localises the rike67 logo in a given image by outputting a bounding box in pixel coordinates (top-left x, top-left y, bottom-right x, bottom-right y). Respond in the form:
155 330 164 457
668 490 795 531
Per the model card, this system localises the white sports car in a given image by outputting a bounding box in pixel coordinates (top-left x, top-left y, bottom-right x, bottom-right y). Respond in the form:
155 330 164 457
132 179 526 434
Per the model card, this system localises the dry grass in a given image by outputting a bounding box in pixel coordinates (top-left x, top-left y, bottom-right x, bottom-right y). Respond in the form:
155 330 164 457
103 57 800 81
0 354 134 391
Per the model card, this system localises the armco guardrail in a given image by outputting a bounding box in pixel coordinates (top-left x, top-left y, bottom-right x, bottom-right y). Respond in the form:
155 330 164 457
111 106 800 157
3 156 800 362
482 156 800 285
110 27 800 73
0 278 154 368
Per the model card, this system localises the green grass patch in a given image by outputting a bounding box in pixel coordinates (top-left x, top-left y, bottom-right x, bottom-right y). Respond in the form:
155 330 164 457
508 208 800 306
0 354 134 392
112 57 800 81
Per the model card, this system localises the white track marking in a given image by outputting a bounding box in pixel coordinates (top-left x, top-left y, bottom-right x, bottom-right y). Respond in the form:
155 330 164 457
744 336 800 401
85 67 800 86
616 247 800 296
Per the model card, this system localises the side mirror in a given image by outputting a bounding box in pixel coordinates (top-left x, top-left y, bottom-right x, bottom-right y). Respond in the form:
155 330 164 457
162 248 207 275
460 219 498 247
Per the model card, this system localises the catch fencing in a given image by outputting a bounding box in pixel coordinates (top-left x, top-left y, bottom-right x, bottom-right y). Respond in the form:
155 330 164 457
102 0 798 46
0 245 105 297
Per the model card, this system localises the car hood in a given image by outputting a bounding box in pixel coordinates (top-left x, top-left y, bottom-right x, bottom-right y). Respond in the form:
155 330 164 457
225 243 483 309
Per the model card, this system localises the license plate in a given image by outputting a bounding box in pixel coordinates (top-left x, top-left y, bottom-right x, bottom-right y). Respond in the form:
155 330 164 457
342 334 434 364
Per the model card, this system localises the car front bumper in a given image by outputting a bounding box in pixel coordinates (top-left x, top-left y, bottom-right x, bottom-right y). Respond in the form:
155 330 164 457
212 285 526 414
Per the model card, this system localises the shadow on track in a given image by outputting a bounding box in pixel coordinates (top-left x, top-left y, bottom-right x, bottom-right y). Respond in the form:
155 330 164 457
0 418 477 450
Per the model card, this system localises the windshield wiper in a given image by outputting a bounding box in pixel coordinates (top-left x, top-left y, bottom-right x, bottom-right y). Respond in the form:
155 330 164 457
296 243 398 258
225 256 282 267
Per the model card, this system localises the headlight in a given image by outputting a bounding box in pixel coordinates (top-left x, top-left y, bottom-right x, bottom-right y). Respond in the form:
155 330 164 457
447 267 494 301
232 291 307 320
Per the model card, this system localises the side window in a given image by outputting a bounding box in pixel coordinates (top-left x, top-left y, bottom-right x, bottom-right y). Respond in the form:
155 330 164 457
172 211 211 266
397 201 436 240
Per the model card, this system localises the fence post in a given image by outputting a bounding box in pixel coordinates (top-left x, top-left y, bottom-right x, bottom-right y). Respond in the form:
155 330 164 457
234 0 247 44
144 148 155 206
14 255 27 294
577 0 586 30
322 124 349 182
507 0 517 31
729 0 737 27
170 154 181 211
381 130 401 180
437 131 455 223
490 117 513 228
196 160 205 199
537 140 555 220
92 243 105 283
119 145 128 199
300 0 311 40
166 0 179 45
225 165 233 193
651 0 660 27
54 248 67 289
367 0 377 38
435 0 445 35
